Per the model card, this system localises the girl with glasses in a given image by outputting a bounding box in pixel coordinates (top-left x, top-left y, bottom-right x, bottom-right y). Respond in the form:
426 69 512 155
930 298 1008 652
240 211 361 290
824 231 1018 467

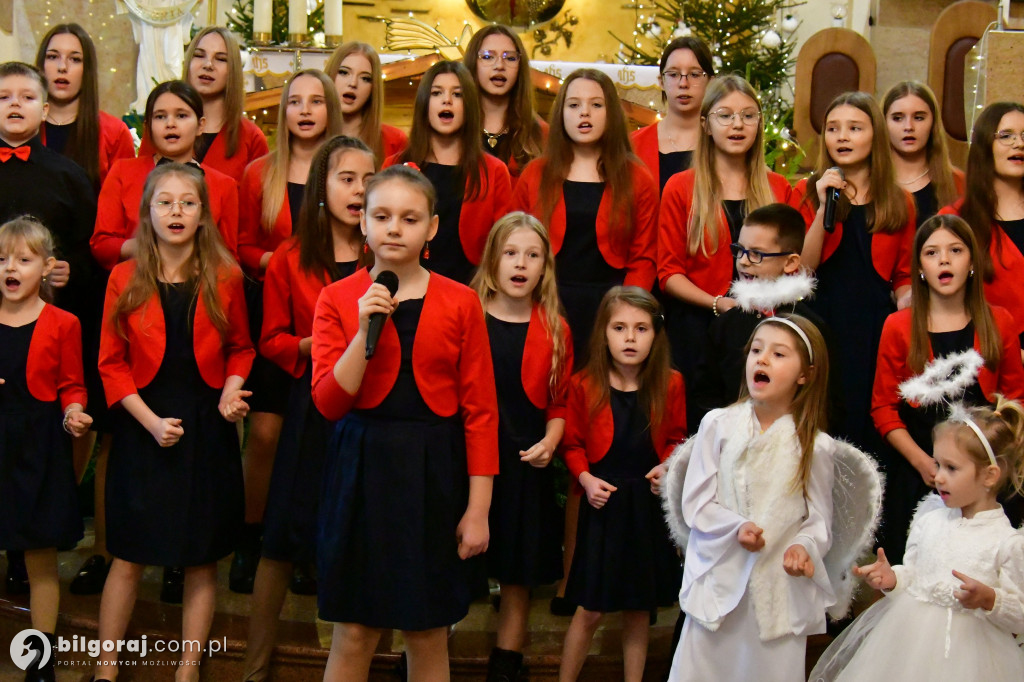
658 74 795 431
631 36 715 194
939 102 1024 351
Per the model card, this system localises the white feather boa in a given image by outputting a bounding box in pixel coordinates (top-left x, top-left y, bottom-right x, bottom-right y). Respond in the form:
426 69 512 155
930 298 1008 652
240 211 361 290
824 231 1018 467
728 269 817 313
898 349 985 407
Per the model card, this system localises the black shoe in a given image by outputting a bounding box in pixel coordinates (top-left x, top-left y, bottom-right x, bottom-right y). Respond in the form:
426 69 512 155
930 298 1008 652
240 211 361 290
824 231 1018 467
69 555 110 595
394 652 408 681
289 562 317 596
549 595 576 617
5 550 29 595
486 647 524 682
229 523 262 594
23 632 56 682
160 566 184 604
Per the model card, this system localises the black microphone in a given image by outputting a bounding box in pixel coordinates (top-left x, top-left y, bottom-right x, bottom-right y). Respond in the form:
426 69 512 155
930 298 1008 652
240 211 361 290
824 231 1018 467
823 166 844 233
365 270 399 359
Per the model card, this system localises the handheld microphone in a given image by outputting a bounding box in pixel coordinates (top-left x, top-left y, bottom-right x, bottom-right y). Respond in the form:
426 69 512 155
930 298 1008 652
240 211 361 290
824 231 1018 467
823 166 844 233
365 270 399 359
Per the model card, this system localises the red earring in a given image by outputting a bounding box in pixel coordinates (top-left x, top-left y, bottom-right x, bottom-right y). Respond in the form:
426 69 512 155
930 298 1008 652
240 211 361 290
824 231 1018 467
363 242 369 254
423 242 431 260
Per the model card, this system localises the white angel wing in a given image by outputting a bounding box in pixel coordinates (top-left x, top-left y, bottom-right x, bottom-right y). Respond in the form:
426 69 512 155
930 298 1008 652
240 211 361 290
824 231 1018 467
824 440 884 620
660 437 696 550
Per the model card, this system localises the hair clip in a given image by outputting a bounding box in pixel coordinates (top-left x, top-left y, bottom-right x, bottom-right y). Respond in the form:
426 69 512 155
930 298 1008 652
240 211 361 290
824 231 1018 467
403 161 421 172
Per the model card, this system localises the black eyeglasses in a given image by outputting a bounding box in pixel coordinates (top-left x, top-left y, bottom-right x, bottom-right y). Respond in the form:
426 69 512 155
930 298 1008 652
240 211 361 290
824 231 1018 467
730 243 794 264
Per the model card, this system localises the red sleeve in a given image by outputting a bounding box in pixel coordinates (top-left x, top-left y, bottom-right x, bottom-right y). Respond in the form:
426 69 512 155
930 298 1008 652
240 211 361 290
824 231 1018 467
246 121 270 162
260 247 305 377
871 313 909 438
91 162 130 270
237 160 267 275
311 287 357 421
545 319 574 423
937 199 962 216
790 178 818 226
57 314 88 410
890 195 916 291
222 269 255 380
623 164 658 289
508 160 541 214
458 296 500 476
657 171 692 288
215 175 240 259
98 268 137 407
658 372 687 461
103 120 136 181
995 307 1024 400
562 375 591 480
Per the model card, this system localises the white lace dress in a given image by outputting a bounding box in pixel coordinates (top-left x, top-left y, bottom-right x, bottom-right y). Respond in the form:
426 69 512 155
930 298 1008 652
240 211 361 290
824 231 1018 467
809 501 1024 681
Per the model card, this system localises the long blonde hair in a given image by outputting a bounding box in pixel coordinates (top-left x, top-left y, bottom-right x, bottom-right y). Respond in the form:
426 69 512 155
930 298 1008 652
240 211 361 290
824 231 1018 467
323 42 387 163
111 164 235 337
472 212 566 392
738 314 830 494
183 27 245 158
260 69 344 233
688 74 774 257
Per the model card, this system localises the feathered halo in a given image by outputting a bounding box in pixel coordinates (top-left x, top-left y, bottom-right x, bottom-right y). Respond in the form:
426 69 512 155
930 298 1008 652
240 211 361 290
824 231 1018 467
728 269 816 313
897 349 985 407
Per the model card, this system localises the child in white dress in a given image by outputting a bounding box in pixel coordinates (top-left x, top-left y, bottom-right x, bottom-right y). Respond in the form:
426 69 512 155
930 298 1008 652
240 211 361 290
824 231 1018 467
810 396 1024 682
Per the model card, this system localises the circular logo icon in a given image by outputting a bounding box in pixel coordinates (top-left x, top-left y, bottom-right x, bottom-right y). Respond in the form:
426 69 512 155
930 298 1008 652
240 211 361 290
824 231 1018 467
9 629 50 671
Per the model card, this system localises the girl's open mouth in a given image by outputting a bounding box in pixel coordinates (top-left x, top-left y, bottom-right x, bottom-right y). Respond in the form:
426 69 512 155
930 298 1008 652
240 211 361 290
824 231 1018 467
753 370 770 385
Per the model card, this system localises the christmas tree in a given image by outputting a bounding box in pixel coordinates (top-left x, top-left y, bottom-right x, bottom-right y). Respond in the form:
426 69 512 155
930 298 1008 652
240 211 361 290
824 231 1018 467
614 0 804 172
226 0 324 45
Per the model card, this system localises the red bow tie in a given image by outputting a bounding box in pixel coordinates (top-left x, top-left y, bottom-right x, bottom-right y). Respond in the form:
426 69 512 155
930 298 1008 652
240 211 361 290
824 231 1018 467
0 146 30 162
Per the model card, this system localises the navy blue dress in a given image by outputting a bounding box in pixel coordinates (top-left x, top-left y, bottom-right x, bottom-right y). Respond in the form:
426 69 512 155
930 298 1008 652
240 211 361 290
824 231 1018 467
0 321 83 550
422 163 474 285
317 298 484 629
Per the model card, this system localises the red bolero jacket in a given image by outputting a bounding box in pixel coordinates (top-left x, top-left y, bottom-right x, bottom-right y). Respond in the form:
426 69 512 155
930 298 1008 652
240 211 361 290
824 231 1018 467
793 178 915 292
237 154 296 278
629 122 663 188
380 124 408 160
518 305 574 421
90 156 239 270
311 268 499 475
41 110 136 188
260 238 338 378
939 200 1024 337
98 261 254 407
382 153 512 266
509 158 659 289
658 169 795 294
23 304 88 410
561 370 687 480
871 305 1024 438
138 117 269 183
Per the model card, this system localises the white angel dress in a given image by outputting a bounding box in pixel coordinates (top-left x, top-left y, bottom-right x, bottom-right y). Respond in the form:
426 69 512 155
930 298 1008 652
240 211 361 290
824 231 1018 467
809 494 1024 681
660 402 882 682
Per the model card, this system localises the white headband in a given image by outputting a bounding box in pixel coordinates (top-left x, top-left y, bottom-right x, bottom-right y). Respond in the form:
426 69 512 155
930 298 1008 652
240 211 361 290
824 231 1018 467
948 405 999 467
757 316 814 364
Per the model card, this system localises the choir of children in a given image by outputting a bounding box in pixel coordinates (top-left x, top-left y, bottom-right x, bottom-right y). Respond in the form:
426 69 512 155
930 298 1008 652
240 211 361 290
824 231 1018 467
3 19 1024 682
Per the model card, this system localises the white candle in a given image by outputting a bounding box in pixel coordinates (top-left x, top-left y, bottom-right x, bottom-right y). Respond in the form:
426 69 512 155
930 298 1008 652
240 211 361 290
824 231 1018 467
253 0 272 35
324 0 343 36
288 0 307 36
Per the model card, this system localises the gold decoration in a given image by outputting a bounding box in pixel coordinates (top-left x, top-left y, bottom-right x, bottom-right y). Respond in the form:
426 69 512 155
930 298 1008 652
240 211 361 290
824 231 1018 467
465 0 565 29
358 15 473 59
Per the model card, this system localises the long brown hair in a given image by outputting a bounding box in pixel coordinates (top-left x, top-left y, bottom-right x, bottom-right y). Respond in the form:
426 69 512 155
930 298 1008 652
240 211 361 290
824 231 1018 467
805 92 909 235
959 102 1024 281
463 25 544 171
738 314 830 494
584 286 671 429
323 42 387 163
472 211 567 392
260 69 344 233
295 135 375 282
537 68 637 244
398 60 486 201
882 81 959 208
687 74 774 256
935 395 1024 497
909 215 1000 373
183 27 245 159
35 24 101 189
110 164 235 337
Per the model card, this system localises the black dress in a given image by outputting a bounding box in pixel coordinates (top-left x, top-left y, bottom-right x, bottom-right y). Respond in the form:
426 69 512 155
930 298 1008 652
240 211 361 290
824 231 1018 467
422 163 475 285
912 183 938 228
485 315 563 587
565 389 680 612
105 282 244 566
317 299 483 630
880 322 985 564
262 261 358 564
558 180 625 368
658 151 693 195
0 321 83 550
809 204 894 454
